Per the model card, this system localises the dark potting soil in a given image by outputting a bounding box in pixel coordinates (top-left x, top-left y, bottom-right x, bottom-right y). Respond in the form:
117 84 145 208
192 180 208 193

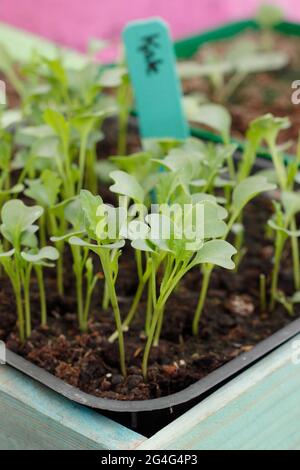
1 197 299 401
182 31 300 153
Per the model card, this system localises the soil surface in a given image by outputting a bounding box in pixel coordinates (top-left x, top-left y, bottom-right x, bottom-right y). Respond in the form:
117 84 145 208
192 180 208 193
1 197 299 401
182 31 300 154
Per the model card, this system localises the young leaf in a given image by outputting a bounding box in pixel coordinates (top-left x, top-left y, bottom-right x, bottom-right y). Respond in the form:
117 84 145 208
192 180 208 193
110 152 152 180
256 3 284 29
21 246 59 263
192 240 236 269
25 169 62 207
69 236 125 251
43 109 69 145
183 102 231 143
232 175 276 216
1 200 43 246
109 170 145 203
80 190 103 235
281 191 300 223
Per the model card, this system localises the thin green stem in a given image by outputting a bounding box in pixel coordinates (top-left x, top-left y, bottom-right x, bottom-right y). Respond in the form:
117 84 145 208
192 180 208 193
39 212 47 247
135 249 143 282
21 265 32 338
13 278 25 343
49 214 64 296
290 217 300 290
270 233 285 311
100 250 126 377
82 278 98 331
142 262 186 378
71 246 84 329
142 299 166 379
260 273 267 314
78 132 88 193
268 139 287 191
109 277 147 343
193 265 213 335
35 266 47 326
102 280 110 310
86 148 97 194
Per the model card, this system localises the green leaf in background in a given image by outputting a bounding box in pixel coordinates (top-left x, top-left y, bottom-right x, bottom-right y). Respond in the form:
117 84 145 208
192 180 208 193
98 67 128 88
281 191 300 222
256 3 284 29
110 152 152 180
25 169 62 207
43 108 69 145
183 101 231 143
249 114 290 143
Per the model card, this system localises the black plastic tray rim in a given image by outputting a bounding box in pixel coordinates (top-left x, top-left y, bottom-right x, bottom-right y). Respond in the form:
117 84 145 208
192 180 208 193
5 316 300 413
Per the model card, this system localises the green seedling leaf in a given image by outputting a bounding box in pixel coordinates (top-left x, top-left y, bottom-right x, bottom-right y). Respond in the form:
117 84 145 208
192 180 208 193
1 200 43 247
145 214 174 253
192 239 236 269
98 67 127 88
21 246 59 263
281 191 300 222
64 197 84 230
184 102 231 143
51 230 85 243
1 109 22 129
177 61 232 79
234 52 288 74
43 58 68 89
80 190 103 235
25 169 62 207
232 175 276 215
20 224 39 249
256 3 284 29
290 292 300 304
268 219 300 237
69 236 125 251
202 201 228 238
110 152 152 180
0 248 15 258
0 183 24 196
17 125 55 141
249 114 290 143
43 108 69 144
109 170 145 203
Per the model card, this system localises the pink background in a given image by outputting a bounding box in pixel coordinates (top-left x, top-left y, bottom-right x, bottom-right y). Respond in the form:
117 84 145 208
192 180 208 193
0 0 300 55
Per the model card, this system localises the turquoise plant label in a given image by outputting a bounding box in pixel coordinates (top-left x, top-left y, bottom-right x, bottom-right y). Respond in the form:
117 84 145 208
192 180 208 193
123 18 189 140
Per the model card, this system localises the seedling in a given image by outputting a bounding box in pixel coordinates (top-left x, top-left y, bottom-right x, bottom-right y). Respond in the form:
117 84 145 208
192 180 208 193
0 200 58 340
256 3 284 50
51 197 98 331
193 175 276 334
125 198 236 378
69 190 126 376
178 42 288 102
268 192 300 310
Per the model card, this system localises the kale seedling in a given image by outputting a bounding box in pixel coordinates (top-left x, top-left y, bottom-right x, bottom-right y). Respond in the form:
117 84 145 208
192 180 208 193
127 197 236 378
0 200 58 340
69 190 126 376
193 175 276 334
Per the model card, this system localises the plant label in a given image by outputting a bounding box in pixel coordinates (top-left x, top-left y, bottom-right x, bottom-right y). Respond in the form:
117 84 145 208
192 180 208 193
123 18 189 140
